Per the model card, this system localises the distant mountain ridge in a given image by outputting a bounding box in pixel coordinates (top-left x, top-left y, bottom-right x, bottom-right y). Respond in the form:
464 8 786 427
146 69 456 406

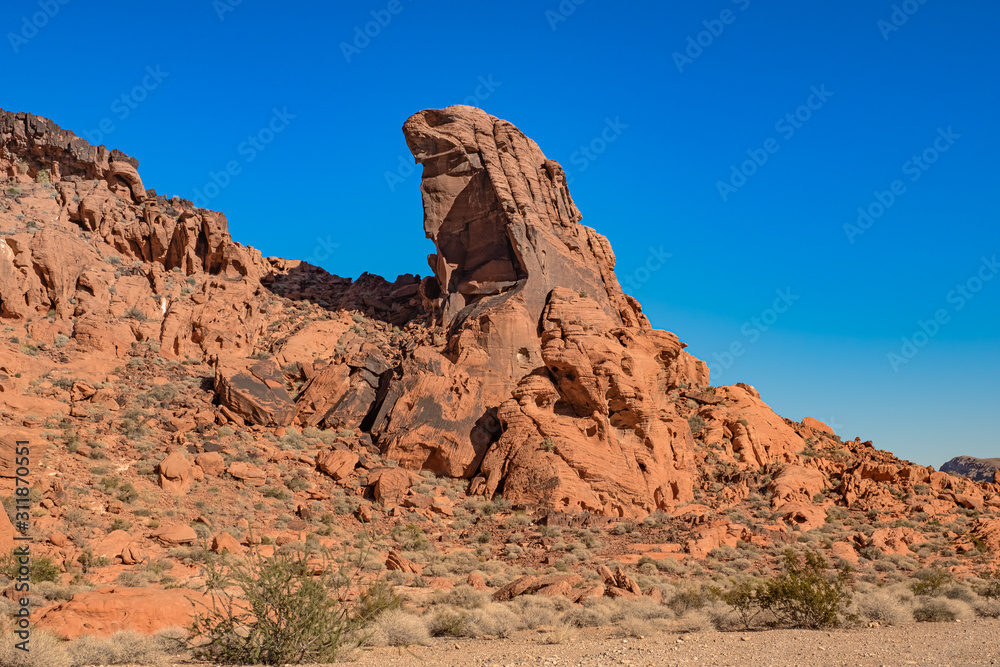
941 456 1000 483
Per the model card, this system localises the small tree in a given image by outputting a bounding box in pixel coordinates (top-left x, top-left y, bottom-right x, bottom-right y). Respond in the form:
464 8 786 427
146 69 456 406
719 578 765 630
756 550 853 629
189 540 391 665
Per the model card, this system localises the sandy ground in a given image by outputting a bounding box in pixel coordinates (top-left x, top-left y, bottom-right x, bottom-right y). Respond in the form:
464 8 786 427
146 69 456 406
341 618 1000 666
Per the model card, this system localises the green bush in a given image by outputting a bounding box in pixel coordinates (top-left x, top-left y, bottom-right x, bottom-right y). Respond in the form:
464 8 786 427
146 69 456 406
687 415 706 434
911 567 953 596
0 550 60 583
755 550 852 629
189 545 389 664
978 570 1000 600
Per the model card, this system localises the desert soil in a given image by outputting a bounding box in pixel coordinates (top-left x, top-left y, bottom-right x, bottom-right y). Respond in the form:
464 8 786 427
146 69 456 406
340 618 1000 666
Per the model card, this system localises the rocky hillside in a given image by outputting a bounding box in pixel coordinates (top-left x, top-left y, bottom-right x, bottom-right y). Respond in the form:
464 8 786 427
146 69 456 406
1 105 999 638
942 456 1000 483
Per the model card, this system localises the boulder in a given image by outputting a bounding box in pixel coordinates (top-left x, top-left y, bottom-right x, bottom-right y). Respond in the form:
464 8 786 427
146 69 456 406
157 451 193 494
195 451 225 477
214 357 295 427
150 524 197 545
211 532 245 555
228 461 267 486
316 449 359 481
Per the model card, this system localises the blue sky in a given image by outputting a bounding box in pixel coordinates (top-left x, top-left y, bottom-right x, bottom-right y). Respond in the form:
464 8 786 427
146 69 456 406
3 0 997 467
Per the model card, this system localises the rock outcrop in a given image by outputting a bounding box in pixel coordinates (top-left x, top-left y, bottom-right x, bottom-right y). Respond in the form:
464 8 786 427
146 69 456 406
3 103 998 534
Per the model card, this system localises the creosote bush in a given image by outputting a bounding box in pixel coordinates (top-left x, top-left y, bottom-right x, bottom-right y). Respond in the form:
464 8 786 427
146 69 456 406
189 541 394 665
720 550 852 629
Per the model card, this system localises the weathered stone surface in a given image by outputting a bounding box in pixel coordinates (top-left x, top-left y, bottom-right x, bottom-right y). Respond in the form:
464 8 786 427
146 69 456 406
150 524 197 545
195 451 225 477
471 288 706 517
214 357 295 426
35 587 209 638
316 449 359 480
228 461 267 486
211 532 245 555
157 451 193 494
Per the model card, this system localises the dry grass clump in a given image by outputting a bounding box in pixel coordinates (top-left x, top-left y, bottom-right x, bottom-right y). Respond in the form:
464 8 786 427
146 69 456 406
561 598 616 628
0 631 71 667
67 630 172 666
426 602 521 639
854 589 913 626
540 623 578 644
512 594 566 629
365 609 432 647
614 615 656 638
972 598 1000 618
912 597 974 623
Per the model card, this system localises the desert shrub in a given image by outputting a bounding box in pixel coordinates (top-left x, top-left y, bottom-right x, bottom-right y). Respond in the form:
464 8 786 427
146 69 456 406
351 580 402 627
189 545 388 664
365 609 431 647
440 584 488 609
671 609 713 633
913 597 973 623
612 596 673 621
427 606 472 637
541 624 578 644
515 595 559 628
0 550 60 583
562 599 614 628
719 578 764 630
668 582 709 616
755 550 853 629
941 584 976 603
466 602 520 638
615 615 655 638
977 570 1000 599
687 415 706 434
855 589 912 626
0 631 70 667
123 306 147 321
67 630 170 666
910 567 953 596
973 598 1000 618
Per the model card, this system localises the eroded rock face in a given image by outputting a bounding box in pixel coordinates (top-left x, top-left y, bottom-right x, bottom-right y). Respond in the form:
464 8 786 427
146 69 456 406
34 587 208 639
472 288 707 517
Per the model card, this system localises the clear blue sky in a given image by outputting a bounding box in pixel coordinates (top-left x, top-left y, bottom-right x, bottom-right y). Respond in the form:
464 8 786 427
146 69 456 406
3 0 997 467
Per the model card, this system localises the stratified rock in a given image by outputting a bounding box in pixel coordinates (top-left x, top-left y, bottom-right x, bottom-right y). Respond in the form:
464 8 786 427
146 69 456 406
214 357 295 427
